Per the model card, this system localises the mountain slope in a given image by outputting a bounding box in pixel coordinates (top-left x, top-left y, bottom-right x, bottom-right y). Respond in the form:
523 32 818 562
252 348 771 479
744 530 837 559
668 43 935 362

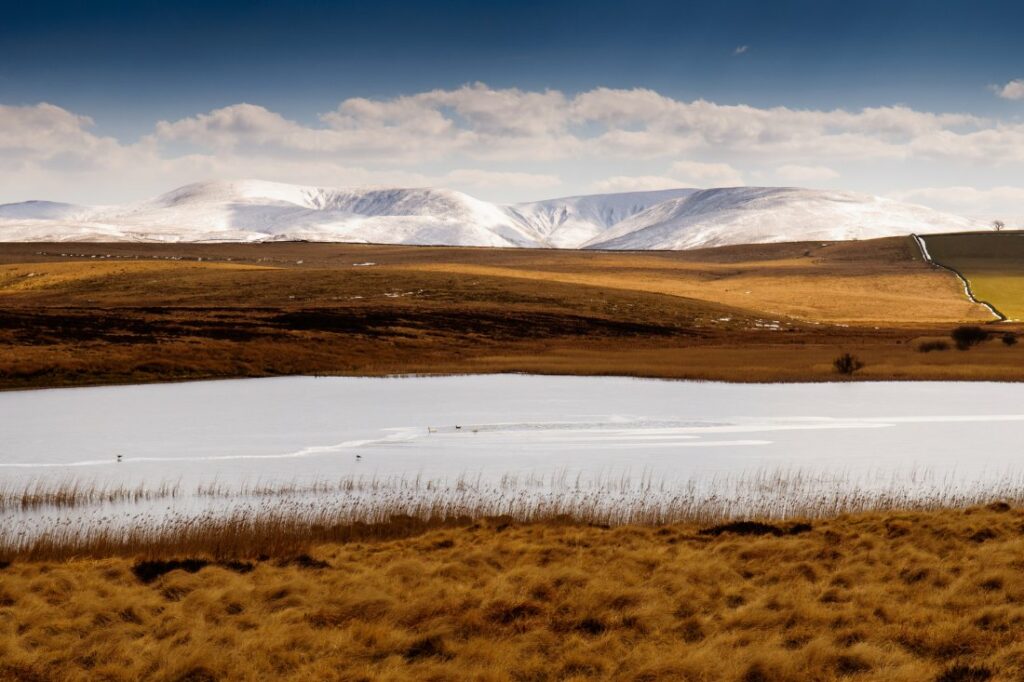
583 187 983 250
0 200 90 220
0 181 988 249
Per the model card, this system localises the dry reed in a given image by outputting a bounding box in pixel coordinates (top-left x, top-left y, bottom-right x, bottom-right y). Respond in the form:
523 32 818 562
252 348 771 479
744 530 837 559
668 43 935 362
6 469 1024 562
0 478 181 511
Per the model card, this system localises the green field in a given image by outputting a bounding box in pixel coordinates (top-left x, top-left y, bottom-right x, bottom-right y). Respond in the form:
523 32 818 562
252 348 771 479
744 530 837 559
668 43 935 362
922 232 1024 321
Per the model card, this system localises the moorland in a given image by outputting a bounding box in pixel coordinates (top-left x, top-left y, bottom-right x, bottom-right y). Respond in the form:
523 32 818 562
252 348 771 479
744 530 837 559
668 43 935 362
0 235 1020 389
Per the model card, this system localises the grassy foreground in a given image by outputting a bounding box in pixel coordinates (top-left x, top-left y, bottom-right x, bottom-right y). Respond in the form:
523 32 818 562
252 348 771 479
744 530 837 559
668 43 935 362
3 505 1024 681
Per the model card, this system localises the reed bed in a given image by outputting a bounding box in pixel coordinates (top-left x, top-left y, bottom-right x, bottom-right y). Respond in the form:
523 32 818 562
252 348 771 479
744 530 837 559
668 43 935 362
0 478 181 511
6 468 1024 561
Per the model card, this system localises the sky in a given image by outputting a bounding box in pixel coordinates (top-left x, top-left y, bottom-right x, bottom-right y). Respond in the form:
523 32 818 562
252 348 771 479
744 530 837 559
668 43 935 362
2 0 1024 219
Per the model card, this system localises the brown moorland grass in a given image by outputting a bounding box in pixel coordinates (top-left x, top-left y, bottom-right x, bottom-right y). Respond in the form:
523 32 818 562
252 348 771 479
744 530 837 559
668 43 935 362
4 505 1024 681
1 237 1020 389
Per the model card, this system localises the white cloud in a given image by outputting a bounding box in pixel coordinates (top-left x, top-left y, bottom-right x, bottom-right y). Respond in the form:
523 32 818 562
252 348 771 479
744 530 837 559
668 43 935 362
775 164 840 184
733 45 749 55
152 85 1008 164
668 160 744 186
995 79 1024 100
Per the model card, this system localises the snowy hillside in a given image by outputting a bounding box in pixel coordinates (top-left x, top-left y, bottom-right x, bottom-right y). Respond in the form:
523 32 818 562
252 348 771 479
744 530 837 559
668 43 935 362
0 181 986 249
583 187 984 250
507 189 697 248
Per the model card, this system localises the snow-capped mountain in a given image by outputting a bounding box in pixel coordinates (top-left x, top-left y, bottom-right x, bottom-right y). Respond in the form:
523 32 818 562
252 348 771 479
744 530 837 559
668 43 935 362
0 180 987 249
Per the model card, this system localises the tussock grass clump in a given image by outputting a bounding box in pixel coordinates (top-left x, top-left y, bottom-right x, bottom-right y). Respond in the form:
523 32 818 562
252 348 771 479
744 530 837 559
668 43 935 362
697 520 810 537
4 506 1024 680
131 558 255 584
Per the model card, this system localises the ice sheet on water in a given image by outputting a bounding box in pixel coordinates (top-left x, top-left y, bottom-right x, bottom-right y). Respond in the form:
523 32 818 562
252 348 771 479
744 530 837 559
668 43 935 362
2 374 1024 536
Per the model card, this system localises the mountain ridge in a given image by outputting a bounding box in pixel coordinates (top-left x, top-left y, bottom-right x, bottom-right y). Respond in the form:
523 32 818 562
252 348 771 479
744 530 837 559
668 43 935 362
0 180 987 249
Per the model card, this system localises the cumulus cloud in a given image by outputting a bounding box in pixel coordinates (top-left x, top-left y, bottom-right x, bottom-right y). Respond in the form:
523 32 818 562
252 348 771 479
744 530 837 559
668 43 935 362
0 103 144 169
995 79 1024 100
775 164 840 183
158 85 581 162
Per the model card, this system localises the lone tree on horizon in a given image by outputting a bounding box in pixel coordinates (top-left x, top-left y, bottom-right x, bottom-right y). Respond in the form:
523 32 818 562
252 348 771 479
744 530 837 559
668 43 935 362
993 219 1006 231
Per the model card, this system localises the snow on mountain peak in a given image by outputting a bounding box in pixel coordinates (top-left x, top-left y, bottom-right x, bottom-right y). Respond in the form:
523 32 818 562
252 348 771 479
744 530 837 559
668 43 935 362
0 181 987 248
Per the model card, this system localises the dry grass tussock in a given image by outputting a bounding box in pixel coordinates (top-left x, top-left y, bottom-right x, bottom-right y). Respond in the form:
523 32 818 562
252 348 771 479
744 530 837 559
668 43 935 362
4 504 1024 680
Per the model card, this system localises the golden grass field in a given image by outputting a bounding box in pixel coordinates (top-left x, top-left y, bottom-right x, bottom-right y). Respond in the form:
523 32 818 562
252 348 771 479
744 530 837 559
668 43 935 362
923 232 1024 322
0 236 1019 388
3 505 1024 681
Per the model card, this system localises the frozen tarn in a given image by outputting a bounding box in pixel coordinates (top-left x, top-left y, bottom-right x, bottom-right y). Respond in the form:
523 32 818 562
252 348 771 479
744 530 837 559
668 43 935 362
3 375 1024 533
3 374 1024 486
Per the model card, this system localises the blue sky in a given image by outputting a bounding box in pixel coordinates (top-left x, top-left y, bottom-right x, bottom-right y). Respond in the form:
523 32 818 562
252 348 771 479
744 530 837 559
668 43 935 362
2 0 1024 217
